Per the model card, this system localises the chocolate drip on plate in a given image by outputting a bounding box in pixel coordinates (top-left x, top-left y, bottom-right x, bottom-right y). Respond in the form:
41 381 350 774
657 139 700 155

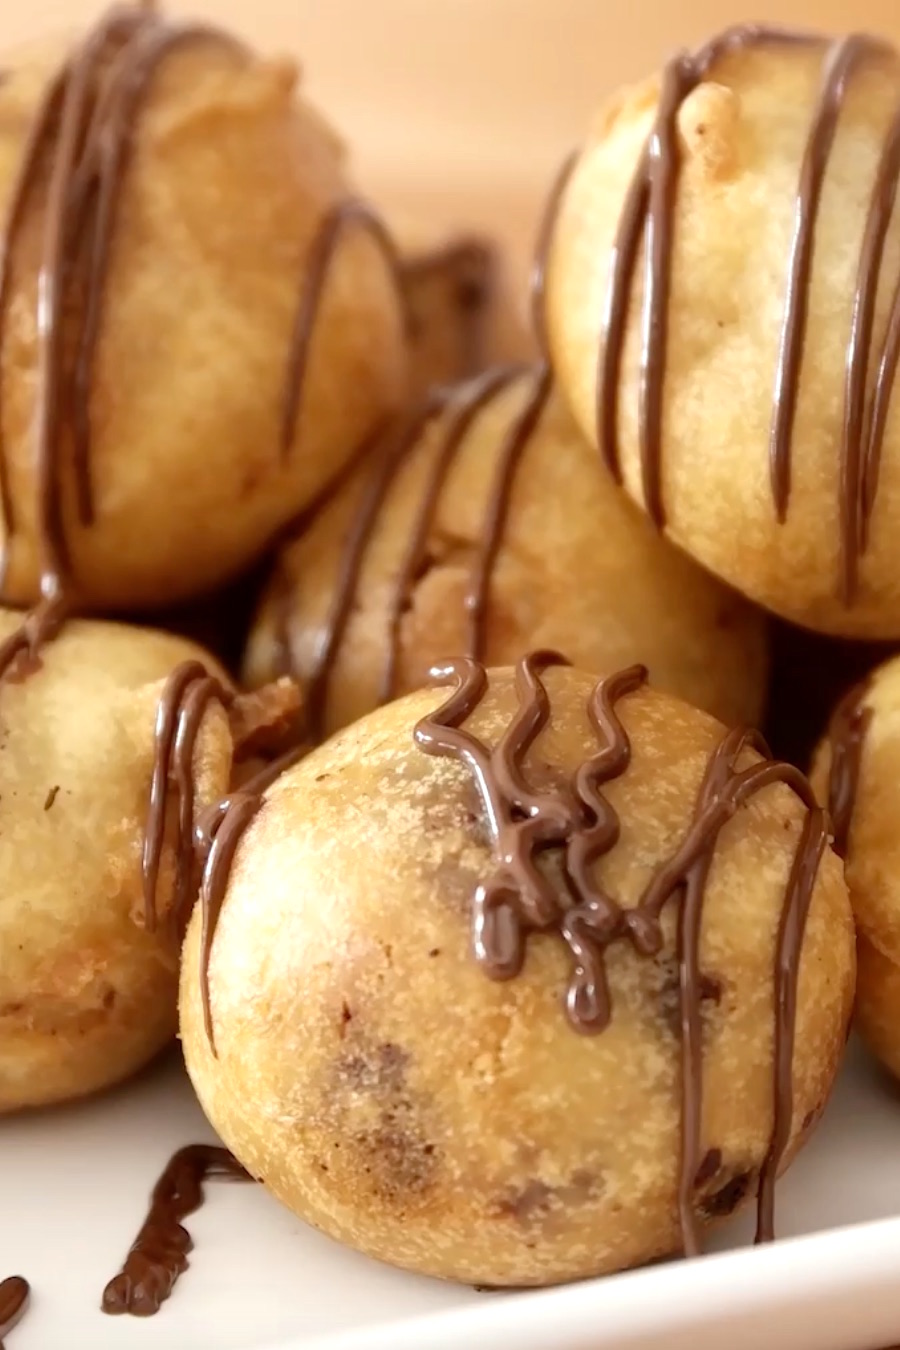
101 1144 249 1317
415 653 828 1254
589 24 900 601
826 675 874 857
0 1277 29 1348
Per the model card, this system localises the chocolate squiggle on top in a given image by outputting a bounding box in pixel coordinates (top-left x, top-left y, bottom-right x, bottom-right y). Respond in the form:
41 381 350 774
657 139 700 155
414 653 828 1254
276 362 553 745
0 1277 29 1348
101 1144 249 1318
825 675 874 858
0 3 403 680
583 24 900 603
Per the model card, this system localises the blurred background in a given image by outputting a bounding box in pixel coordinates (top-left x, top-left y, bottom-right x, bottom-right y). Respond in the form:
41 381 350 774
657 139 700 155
4 0 900 262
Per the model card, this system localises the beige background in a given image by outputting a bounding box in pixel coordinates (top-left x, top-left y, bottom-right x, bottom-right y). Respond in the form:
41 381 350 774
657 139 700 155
5 1 900 259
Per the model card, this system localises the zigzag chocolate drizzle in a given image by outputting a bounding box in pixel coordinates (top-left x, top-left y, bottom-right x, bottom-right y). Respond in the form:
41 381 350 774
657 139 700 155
414 653 828 1254
580 24 900 602
825 675 874 858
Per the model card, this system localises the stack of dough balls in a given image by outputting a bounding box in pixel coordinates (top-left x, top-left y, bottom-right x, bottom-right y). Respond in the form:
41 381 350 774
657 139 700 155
181 663 854 1284
4 0 893 1300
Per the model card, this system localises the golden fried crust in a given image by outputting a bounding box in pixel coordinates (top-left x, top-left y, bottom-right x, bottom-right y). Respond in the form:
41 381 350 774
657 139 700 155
0 33 407 609
181 667 854 1286
811 654 900 1080
546 38 900 636
0 613 234 1113
244 375 768 738
855 935 900 1081
811 655 900 960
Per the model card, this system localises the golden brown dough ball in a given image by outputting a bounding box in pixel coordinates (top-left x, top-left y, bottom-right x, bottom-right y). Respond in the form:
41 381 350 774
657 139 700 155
0 612 267 1114
0 7 407 610
544 28 900 637
397 227 533 393
811 653 900 1077
181 660 853 1286
244 367 767 741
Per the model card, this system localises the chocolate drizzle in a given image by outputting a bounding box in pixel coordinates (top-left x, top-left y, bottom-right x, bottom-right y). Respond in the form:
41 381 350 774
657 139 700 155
279 362 552 744
142 659 232 933
282 198 404 456
414 653 828 1252
101 1144 249 1317
591 24 900 601
0 1278 29 1348
196 745 306 1052
825 676 874 857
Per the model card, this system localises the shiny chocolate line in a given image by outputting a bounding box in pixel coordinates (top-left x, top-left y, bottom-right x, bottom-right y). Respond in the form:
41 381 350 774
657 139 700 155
825 676 874 858
281 199 405 457
0 1277 29 1348
380 366 524 704
281 362 540 742
101 1144 249 1317
142 660 232 933
415 654 829 1253
592 24 900 598
196 744 307 1052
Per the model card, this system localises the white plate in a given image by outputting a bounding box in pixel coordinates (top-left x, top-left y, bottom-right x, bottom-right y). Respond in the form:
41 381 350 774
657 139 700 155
3 1040 900 1350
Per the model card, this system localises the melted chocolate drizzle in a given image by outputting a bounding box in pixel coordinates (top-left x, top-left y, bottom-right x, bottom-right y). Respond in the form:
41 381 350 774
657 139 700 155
825 676 874 857
101 1144 248 1317
196 745 307 1052
590 24 900 602
143 659 233 933
414 654 828 1253
0 1278 29 1348
277 362 551 744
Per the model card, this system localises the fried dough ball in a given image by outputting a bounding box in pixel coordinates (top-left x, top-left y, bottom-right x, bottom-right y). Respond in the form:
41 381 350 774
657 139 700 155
0 10 407 610
811 654 900 1077
244 369 767 739
544 30 900 637
398 227 533 392
0 612 266 1114
181 663 854 1286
